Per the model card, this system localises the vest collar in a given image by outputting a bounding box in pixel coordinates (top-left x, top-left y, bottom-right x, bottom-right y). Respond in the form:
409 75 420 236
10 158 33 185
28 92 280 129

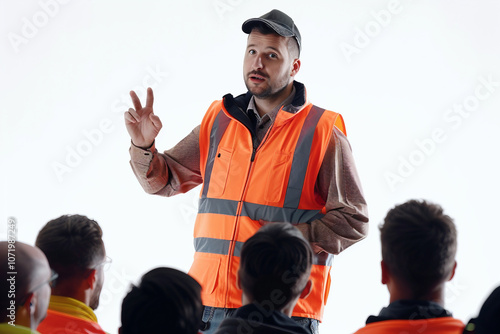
366 300 453 324
222 81 308 135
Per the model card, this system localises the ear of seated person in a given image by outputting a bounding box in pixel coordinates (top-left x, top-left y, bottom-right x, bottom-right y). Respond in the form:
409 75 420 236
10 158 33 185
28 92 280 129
214 223 314 334
35 215 108 334
353 200 465 334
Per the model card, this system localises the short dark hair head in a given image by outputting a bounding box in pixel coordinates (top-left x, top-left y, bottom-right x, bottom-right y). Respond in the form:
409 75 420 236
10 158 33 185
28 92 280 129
380 200 457 298
239 223 313 310
35 214 105 280
249 23 300 59
120 267 203 334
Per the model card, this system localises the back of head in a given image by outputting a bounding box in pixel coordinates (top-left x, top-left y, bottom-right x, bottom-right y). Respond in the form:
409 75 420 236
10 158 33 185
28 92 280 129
239 222 313 311
380 199 457 298
1 242 27 316
35 214 105 280
0 241 51 326
120 267 203 334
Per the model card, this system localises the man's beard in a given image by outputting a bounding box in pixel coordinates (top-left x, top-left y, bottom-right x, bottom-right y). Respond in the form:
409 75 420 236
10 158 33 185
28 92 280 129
245 79 288 100
89 280 103 310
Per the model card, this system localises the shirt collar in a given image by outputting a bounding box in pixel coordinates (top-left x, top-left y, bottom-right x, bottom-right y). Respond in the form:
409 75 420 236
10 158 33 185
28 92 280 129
246 86 297 124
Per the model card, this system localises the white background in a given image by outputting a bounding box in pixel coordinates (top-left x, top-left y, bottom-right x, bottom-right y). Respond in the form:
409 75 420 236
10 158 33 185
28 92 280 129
1 0 500 333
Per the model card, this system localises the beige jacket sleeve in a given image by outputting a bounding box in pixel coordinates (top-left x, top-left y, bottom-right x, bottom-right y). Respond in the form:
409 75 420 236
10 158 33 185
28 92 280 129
295 127 369 255
129 125 203 196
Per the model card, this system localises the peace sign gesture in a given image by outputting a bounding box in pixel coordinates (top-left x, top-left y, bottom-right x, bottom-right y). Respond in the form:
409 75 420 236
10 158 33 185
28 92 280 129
124 87 162 148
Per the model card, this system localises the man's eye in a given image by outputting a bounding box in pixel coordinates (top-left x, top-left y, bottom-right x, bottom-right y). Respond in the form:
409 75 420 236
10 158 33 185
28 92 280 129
249 50 256 55
269 53 278 59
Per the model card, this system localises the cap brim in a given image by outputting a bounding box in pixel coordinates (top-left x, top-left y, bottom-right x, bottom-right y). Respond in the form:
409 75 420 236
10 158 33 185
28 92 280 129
242 18 295 38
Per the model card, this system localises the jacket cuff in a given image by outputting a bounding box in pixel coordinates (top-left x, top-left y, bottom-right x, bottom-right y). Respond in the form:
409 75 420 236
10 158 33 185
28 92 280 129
130 140 156 165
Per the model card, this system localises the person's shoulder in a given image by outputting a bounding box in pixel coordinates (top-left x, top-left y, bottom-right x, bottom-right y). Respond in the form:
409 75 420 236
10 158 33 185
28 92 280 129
215 304 309 334
0 323 37 334
215 317 306 334
353 317 464 334
213 317 248 334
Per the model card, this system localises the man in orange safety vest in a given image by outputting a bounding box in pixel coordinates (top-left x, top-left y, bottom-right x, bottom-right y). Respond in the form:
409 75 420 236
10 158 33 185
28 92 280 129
125 9 369 334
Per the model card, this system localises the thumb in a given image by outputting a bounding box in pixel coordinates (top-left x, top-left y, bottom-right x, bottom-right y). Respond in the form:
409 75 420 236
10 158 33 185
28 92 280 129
149 113 163 130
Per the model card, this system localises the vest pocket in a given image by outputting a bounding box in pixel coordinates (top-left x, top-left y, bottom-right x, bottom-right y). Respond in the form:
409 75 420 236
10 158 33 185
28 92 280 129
189 253 221 296
209 147 233 197
265 151 292 203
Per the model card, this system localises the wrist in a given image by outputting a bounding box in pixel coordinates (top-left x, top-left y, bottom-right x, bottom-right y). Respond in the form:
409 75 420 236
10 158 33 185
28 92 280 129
131 140 154 150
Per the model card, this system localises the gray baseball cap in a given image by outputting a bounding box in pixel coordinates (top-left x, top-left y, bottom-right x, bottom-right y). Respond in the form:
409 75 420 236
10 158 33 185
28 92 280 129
242 9 301 54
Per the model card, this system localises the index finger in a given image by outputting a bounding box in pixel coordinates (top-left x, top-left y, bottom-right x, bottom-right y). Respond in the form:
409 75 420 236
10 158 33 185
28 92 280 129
145 87 154 109
130 90 143 111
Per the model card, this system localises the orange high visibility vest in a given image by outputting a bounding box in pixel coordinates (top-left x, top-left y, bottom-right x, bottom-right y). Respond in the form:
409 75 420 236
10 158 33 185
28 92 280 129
353 317 465 334
188 95 346 321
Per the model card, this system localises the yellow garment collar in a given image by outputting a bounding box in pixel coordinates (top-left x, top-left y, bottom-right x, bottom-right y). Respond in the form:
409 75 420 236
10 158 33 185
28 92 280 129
48 296 98 323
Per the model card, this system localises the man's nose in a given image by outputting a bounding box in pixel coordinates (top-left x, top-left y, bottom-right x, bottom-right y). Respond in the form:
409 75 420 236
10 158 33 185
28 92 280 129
252 55 263 70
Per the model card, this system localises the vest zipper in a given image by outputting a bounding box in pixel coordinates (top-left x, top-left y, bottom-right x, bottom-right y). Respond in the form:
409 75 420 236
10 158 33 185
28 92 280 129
224 120 275 307
250 124 274 162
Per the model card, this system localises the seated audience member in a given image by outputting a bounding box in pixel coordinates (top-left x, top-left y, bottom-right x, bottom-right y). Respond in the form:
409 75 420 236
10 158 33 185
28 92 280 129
214 222 313 334
354 199 465 334
463 286 500 333
120 267 203 334
0 241 53 334
35 214 108 334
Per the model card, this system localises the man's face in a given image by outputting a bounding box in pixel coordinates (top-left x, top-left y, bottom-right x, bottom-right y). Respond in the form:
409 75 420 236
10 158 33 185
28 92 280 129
243 30 298 99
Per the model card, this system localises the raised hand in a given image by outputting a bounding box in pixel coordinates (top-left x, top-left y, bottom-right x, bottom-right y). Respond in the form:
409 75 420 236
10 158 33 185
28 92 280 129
124 87 162 148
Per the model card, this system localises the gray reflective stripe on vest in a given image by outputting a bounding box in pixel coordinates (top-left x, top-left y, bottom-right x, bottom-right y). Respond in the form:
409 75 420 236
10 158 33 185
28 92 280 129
194 237 231 255
201 110 231 198
194 237 332 266
284 105 326 208
232 241 332 265
241 202 323 224
198 198 324 224
194 237 244 256
198 197 239 216
232 241 244 257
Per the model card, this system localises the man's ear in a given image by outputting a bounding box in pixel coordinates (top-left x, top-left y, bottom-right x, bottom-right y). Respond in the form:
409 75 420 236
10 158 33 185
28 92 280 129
86 269 97 289
291 59 301 77
381 260 390 285
448 261 457 281
23 293 35 315
299 280 312 300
